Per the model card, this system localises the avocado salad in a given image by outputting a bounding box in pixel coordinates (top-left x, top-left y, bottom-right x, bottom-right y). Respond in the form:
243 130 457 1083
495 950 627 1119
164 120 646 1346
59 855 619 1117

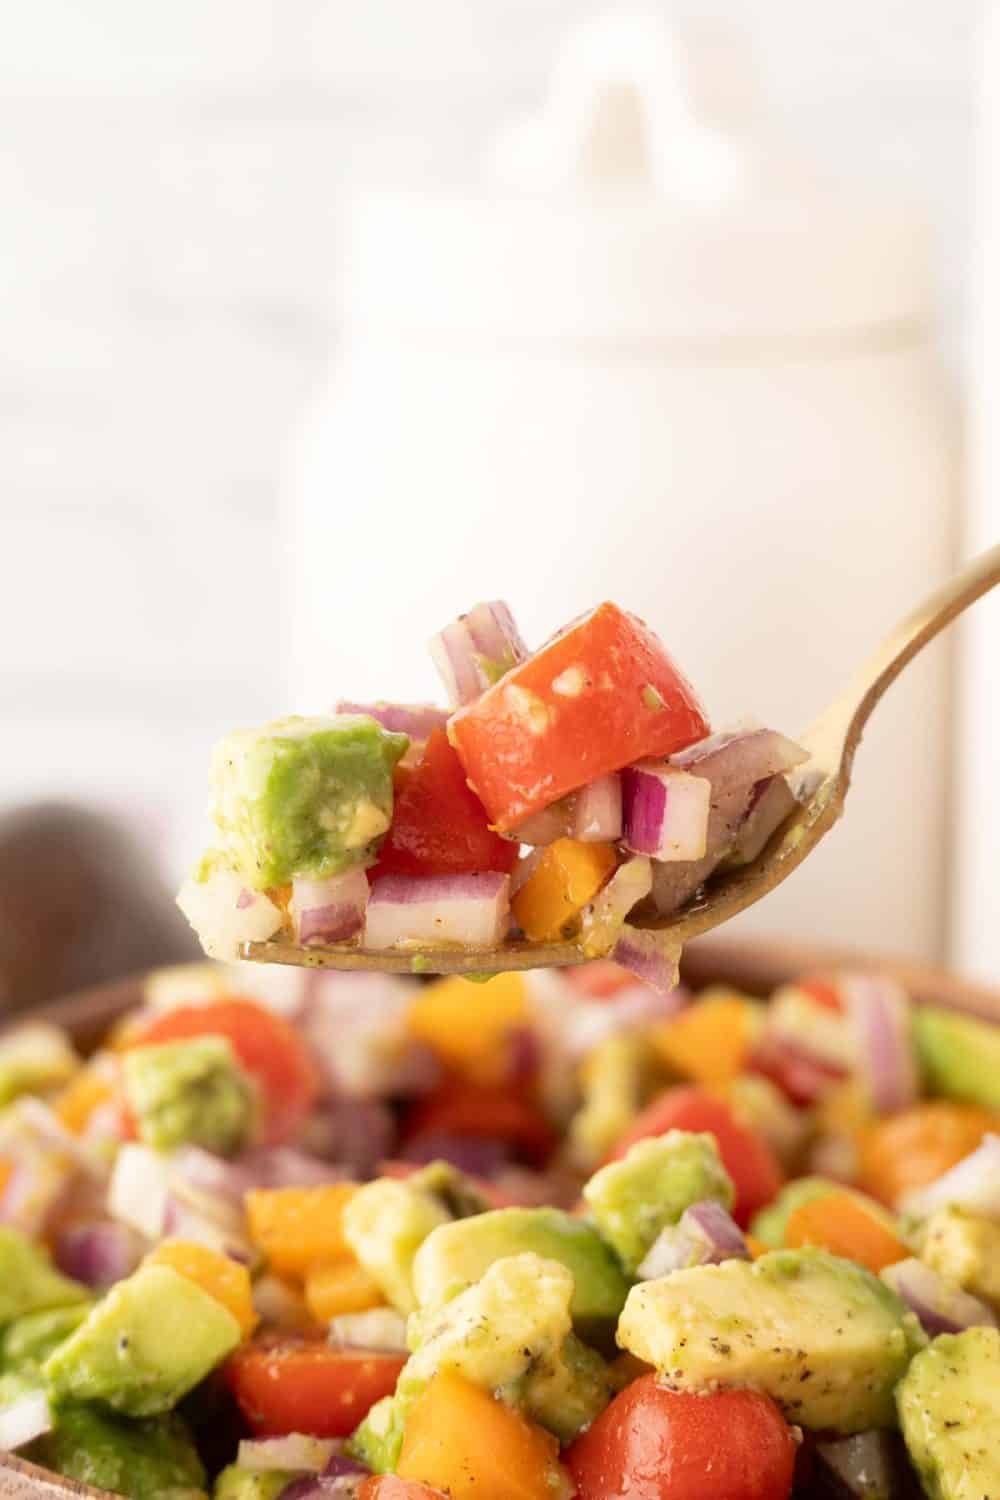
177 599 810 976
0 958 997 1500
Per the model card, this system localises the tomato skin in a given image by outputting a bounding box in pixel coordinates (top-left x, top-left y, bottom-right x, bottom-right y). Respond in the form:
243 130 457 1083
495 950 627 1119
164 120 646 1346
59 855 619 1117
372 731 516 879
359 1480 448 1500
610 1087 784 1228
566 1376 795 1500
449 603 710 832
133 1000 320 1145
224 1339 405 1438
402 1082 556 1167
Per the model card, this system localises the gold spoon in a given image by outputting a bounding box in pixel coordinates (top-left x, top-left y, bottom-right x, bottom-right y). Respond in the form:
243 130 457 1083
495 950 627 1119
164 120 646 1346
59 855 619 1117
246 543 1000 979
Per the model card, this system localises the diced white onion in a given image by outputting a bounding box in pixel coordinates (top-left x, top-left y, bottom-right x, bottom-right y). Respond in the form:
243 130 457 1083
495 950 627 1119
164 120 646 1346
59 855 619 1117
364 872 510 950
290 869 369 946
329 1307 408 1352
901 1133 1000 1221
0 1390 52 1451
238 1435 341 1473
176 870 283 962
107 1144 173 1240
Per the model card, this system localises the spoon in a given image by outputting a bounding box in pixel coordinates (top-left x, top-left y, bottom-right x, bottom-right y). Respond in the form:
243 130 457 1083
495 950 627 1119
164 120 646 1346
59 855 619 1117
246 543 1000 978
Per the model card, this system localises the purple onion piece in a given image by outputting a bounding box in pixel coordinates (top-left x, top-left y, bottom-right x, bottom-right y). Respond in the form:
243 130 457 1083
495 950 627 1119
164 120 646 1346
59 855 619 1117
53 1221 144 1290
291 870 369 947
815 1432 897 1500
364 872 510 950
612 926 682 996
509 801 572 847
571 775 623 843
723 775 800 867
621 763 710 861
841 974 919 1115
882 1257 997 1336
335 701 448 740
401 1132 511 1178
637 1199 749 1278
296 1100 396 1179
429 600 528 707
683 1199 750 1256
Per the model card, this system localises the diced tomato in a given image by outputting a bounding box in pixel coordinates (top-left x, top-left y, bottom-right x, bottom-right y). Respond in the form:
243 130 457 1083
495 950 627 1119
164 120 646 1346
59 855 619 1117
798 977 845 1013
402 1081 556 1167
224 1338 405 1438
749 1035 845 1108
448 603 710 832
566 1376 796 1500
360 1481 448 1500
564 961 639 999
609 1086 784 1228
372 730 516 879
132 1000 320 1145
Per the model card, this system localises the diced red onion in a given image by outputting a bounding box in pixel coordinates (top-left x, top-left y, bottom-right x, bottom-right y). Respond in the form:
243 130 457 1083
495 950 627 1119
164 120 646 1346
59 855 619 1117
169 1145 261 1203
637 1200 749 1278
815 1432 896 1500
581 856 653 957
669 725 808 794
724 776 800 867
506 1026 541 1086
401 1132 511 1178
429 600 528 707
572 775 623 843
303 978 441 1100
0 1390 53 1450
511 847 545 895
335 702 448 740
296 1101 396 1179
508 801 572 846
364 872 511 950
882 1257 997 1336
621 763 710 862
290 871 369 947
239 1436 342 1473
279 1463 369 1500
900 1133 1000 1221
54 1220 144 1289
13 1098 108 1179
163 1193 254 1263
840 974 919 1115
329 1308 408 1352
107 1144 173 1239
176 870 284 962
612 926 682 997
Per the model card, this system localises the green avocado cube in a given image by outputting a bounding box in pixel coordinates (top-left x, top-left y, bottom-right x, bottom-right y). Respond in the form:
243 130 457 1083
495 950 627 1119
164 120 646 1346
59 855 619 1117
583 1130 734 1273
913 1007 1000 1111
917 1207 1000 1306
29 1401 206 1500
343 1177 451 1314
122 1037 257 1156
214 1466 294 1500
43 1265 241 1416
619 1248 926 1432
0 1228 89 1326
2 1303 93 1371
209 715 408 889
347 1393 407 1475
897 1327 1000 1500
412 1207 631 1337
0 1025 79 1107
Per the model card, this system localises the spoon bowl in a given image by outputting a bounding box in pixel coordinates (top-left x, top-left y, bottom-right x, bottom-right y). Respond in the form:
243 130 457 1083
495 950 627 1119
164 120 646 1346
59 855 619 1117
247 543 1000 978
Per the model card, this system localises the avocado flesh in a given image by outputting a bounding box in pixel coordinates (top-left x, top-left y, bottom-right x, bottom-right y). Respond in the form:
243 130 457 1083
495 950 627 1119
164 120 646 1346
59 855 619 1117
618 1248 926 1432
918 1207 1000 1307
897 1327 1000 1500
213 1466 293 1500
43 1265 241 1417
122 1037 257 1156
209 714 408 889
30 1403 206 1500
913 1006 1000 1111
0 1228 88 1326
412 1207 631 1335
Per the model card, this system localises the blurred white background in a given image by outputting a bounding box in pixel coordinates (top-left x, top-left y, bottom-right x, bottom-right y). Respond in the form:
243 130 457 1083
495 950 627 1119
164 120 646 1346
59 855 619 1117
0 3 986 961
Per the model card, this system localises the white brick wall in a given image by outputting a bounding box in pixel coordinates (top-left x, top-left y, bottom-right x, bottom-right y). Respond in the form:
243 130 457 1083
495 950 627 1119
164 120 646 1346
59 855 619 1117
0 1 980 880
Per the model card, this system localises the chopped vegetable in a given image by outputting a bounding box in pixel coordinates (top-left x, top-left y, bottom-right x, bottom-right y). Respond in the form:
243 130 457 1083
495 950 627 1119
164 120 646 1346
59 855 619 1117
225 1339 406 1438
784 1191 908 1274
512 838 618 942
365 872 511 950
621 763 711 861
304 1260 386 1322
429 601 529 707
246 1184 360 1278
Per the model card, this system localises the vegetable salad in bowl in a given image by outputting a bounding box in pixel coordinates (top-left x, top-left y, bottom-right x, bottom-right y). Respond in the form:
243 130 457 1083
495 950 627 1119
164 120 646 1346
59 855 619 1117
177 600 809 976
0 957 998 1499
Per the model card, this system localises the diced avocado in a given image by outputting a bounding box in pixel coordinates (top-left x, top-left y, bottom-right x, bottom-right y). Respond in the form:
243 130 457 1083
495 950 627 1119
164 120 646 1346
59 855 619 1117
411 1207 630 1336
122 1037 257 1156
342 1177 451 1314
209 715 408 889
519 1331 612 1444
29 1401 206 1500
913 1006 1000 1111
917 1207 1000 1306
0 1025 79 1106
408 1160 492 1219
583 1131 734 1273
897 1327 1000 1500
568 1033 662 1169
618 1248 926 1432
0 1228 89 1326
749 1177 842 1248
43 1264 241 1416
1 1302 93 1371
214 1466 294 1500
347 1392 408 1475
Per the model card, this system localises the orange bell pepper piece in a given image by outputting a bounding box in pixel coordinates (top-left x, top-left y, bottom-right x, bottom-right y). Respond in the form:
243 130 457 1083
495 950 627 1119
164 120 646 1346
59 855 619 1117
651 992 759 1086
397 1371 568 1500
54 1069 113 1133
784 1191 908 1274
304 1259 385 1321
857 1101 999 1207
246 1184 358 1278
512 838 618 942
145 1239 257 1336
406 972 528 1084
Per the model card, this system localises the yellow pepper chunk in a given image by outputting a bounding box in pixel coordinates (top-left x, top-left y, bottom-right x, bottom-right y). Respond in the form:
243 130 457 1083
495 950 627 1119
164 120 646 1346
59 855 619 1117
246 1184 359 1278
407 972 528 1083
511 838 618 942
650 991 759 1086
303 1258 385 1322
145 1239 257 1337
54 1069 113 1134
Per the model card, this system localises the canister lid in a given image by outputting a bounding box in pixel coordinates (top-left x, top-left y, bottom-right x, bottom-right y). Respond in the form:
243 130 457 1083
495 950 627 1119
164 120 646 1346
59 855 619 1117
338 13 931 343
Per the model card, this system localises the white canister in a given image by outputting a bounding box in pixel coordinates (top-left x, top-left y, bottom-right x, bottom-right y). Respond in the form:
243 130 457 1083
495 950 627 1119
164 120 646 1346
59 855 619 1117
286 16 958 960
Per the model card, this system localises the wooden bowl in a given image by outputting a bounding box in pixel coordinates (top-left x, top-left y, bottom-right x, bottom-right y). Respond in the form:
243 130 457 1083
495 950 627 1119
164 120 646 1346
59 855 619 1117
2 936 998 1498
